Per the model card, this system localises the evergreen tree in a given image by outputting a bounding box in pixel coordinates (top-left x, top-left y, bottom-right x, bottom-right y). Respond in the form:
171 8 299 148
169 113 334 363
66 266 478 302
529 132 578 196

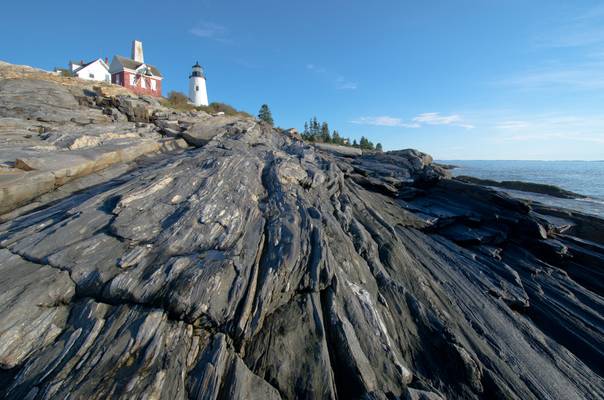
321 122 330 143
303 122 309 137
352 139 359 148
311 117 320 139
258 104 274 126
332 130 342 145
376 143 383 152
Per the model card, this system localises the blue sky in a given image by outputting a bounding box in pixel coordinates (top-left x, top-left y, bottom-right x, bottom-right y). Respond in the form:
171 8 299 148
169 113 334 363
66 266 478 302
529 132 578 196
2 0 604 160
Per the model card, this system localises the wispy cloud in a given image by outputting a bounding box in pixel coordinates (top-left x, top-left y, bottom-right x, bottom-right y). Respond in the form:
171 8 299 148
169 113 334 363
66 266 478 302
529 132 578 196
535 4 604 48
413 112 474 128
351 116 420 128
503 132 604 144
495 120 531 130
307 64 357 90
491 113 604 144
351 113 473 129
335 76 357 90
189 22 232 43
496 64 604 90
306 64 325 73
500 4 604 91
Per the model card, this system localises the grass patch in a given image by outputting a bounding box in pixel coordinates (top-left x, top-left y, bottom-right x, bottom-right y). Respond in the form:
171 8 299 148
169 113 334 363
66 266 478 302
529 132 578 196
161 91 252 118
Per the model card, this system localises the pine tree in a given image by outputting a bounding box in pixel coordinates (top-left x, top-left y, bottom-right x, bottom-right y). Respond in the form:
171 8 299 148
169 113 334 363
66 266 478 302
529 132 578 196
352 139 359 148
332 130 342 145
258 104 274 126
303 122 309 136
311 117 320 139
376 143 383 152
321 122 330 143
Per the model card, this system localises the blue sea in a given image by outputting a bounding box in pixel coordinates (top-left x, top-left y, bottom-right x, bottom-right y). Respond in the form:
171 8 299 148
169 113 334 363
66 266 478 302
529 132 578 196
440 160 604 218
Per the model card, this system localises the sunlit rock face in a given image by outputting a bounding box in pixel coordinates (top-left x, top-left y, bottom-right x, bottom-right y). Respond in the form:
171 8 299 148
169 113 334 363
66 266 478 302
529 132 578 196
0 63 603 399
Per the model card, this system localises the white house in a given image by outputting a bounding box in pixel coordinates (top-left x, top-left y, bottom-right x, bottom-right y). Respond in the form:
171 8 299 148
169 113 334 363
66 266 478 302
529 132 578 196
69 58 111 83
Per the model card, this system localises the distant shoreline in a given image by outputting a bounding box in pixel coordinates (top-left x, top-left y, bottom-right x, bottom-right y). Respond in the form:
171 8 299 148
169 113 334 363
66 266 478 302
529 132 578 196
439 159 603 201
454 175 586 199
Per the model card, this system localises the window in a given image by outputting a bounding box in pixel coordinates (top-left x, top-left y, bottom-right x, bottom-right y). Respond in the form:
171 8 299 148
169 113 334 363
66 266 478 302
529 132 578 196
105 74 110 83
129 74 135 86
196 85 199 91
89 73 95 79
151 80 156 90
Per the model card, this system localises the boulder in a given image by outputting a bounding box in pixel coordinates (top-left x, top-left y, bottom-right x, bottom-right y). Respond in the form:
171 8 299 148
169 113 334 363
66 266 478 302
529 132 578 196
181 115 255 147
156 119 182 136
314 142 362 157
281 128 302 141
0 170 55 213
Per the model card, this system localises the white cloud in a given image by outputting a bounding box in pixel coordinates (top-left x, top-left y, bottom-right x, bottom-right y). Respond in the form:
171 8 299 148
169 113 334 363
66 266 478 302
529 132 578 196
306 64 323 72
504 132 604 144
535 4 604 48
412 112 474 128
335 76 358 90
351 113 473 129
495 120 531 130
307 64 357 90
490 113 604 144
496 66 604 90
189 22 231 43
351 116 420 128
505 4 604 91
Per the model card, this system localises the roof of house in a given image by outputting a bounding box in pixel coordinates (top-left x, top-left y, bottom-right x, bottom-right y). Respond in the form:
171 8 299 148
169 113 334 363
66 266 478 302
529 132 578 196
113 55 162 77
73 58 109 74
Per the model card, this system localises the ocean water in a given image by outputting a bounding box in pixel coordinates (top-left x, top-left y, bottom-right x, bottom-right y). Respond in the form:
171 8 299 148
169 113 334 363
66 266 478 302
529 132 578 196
440 160 604 218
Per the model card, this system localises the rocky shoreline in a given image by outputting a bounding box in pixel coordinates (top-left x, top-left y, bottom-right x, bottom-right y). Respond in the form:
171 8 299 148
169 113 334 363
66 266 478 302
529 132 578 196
0 62 602 400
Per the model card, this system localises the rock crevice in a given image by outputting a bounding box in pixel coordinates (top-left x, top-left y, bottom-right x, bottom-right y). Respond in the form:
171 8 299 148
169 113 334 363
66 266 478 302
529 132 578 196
0 64 603 399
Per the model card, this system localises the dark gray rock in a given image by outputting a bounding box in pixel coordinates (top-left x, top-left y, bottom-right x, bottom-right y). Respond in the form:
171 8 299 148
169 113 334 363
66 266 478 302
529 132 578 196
0 249 74 369
314 142 362 157
0 72 603 399
180 116 256 147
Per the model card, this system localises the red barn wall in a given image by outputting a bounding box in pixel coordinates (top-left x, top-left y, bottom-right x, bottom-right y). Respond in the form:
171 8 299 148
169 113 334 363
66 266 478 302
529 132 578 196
112 71 162 97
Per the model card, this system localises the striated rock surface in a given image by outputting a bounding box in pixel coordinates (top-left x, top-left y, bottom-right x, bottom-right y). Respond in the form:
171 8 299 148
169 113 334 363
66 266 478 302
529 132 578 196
0 62 603 399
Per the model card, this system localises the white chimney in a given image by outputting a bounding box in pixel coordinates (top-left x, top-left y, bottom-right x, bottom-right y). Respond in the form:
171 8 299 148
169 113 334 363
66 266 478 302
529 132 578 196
132 40 144 63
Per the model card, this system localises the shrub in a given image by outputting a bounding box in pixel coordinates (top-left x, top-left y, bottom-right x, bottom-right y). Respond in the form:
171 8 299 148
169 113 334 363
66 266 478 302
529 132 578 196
161 93 252 118
161 91 196 111
197 102 252 118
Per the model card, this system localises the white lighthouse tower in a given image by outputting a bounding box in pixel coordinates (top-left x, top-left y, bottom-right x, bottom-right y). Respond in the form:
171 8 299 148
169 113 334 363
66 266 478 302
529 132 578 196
188 62 208 106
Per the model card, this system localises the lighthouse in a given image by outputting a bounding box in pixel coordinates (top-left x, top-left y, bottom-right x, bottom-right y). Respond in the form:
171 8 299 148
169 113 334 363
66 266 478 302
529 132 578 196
188 62 208 106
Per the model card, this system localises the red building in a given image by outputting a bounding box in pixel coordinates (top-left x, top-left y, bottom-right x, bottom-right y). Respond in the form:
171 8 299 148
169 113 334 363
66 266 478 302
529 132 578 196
109 41 163 97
